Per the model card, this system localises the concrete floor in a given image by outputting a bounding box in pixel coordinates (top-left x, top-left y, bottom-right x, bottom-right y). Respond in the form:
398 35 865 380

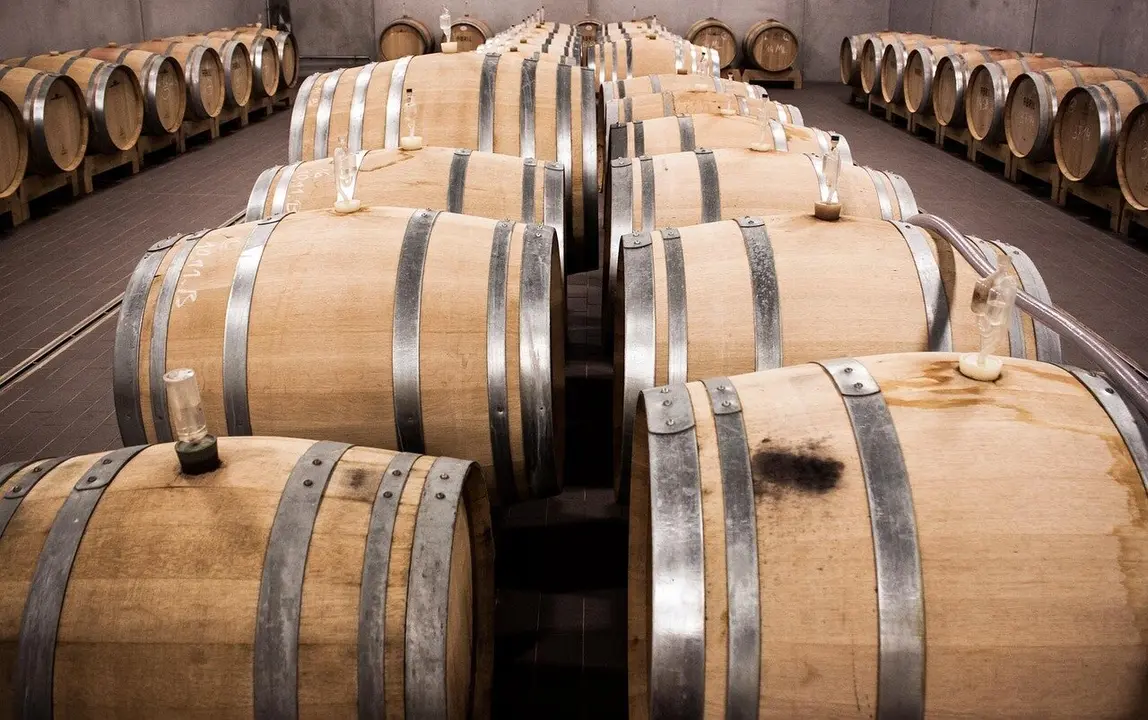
0 82 1146 717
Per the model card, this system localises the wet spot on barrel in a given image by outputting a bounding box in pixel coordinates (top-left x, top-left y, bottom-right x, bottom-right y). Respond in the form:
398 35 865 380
349 468 368 489
752 438 842 497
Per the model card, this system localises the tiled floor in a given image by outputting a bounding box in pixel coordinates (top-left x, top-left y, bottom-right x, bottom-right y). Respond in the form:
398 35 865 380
2 82 1148 717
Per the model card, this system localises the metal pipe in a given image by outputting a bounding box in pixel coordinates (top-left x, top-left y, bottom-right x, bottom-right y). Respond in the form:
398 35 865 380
909 212 1148 418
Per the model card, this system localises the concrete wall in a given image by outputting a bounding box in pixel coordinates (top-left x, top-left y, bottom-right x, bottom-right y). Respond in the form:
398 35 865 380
888 0 1148 73
0 0 263 59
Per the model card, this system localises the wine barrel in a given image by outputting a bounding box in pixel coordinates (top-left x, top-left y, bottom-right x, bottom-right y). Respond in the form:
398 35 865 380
604 148 919 333
168 35 252 109
288 55 597 272
0 92 27 197
965 57 1081 143
113 207 565 505
380 15 435 60
449 16 493 52
606 115 847 164
134 41 225 119
201 30 280 97
0 66 87 173
604 91 802 129
244 146 569 269
591 37 718 86
743 19 799 72
1055 78 1148 184
884 39 981 106
6 53 143 153
629 352 1148 719
612 215 1056 495
931 48 1029 127
861 33 947 95
1117 103 1148 211
602 73 768 103
0 436 494 718
1006 66 1141 160
686 18 739 70
76 46 187 135
212 26 298 89
577 19 604 44
840 32 929 87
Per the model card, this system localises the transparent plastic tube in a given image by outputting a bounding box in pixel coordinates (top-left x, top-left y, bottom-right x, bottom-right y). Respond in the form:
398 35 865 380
164 368 207 443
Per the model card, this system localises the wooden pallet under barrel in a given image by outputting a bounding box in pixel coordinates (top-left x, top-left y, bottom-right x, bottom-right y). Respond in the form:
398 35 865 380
0 169 83 228
740 66 802 89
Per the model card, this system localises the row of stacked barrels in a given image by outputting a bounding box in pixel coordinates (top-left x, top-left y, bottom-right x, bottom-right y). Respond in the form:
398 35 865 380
841 30 1148 212
683 17 800 73
0 25 298 201
378 14 495 59
2 13 1146 719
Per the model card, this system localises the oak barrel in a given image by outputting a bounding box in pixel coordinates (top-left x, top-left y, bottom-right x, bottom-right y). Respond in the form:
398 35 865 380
613 216 1057 495
245 146 570 270
201 30 280 97
168 35 253 109
965 57 1081 142
449 16 493 52
604 148 919 334
841 32 930 87
113 207 565 505
0 91 27 197
212 26 298 89
77 46 187 135
288 55 597 271
607 115 846 164
6 53 143 153
604 91 802 129
885 39 981 106
1006 66 1140 160
590 37 718 86
932 48 1029 127
380 15 435 60
0 436 494 718
860 33 943 95
1055 77 1148 183
1116 103 1148 211
601 73 768 103
743 19 799 72
133 40 225 120
686 18 739 70
629 352 1148 718
577 19 604 44
0 66 87 173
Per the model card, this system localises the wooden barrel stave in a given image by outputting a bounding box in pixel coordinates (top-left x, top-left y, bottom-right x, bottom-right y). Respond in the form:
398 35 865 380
134 41 226 120
77 47 187 135
6 54 143 153
208 31 280 97
380 15 435 60
613 217 1055 495
589 37 720 86
629 352 1148 718
686 17 739 70
288 55 597 273
112 206 565 505
0 66 88 173
0 436 493 717
1006 66 1140 160
965 57 1081 142
601 73 768 104
1055 77 1148 183
932 48 1029 127
603 148 919 343
606 114 845 163
0 91 28 197
212 27 298 89
743 19 799 72
169 35 253 109
244 147 569 268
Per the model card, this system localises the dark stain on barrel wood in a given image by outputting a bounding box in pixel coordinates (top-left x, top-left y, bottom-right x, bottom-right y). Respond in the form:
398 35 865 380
751 438 843 496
